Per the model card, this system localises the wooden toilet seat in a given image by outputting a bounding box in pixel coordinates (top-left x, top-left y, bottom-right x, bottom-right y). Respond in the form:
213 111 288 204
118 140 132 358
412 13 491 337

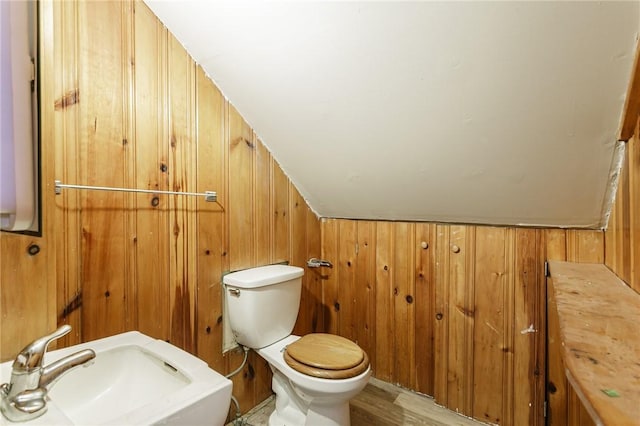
283 333 369 379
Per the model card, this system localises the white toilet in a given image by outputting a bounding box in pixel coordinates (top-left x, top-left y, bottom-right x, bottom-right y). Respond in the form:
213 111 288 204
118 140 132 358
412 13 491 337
223 264 371 426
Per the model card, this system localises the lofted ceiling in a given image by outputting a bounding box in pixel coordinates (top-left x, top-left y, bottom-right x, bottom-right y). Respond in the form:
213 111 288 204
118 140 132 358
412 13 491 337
145 1 639 228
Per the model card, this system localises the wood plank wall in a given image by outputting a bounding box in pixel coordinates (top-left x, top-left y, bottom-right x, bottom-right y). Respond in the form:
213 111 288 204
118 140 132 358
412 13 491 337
606 119 639 293
1 0 321 417
321 219 604 426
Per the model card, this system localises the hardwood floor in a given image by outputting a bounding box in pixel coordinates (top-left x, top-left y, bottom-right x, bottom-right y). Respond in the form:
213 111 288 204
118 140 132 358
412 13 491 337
235 377 488 426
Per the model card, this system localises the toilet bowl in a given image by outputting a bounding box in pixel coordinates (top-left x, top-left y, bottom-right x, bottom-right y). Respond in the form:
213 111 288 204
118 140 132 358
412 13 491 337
223 264 371 426
257 335 371 426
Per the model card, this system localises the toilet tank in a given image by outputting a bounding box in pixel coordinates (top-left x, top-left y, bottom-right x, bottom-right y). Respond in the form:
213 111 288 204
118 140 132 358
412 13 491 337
223 265 304 349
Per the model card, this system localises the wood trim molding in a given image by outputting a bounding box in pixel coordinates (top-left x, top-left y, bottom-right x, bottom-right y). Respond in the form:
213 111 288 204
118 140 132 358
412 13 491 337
618 39 640 142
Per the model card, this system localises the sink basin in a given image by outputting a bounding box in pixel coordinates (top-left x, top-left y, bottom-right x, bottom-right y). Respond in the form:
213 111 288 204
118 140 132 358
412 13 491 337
0 331 232 425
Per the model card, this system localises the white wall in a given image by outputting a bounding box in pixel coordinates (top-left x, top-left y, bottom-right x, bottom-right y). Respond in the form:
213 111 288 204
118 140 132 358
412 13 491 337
147 2 640 228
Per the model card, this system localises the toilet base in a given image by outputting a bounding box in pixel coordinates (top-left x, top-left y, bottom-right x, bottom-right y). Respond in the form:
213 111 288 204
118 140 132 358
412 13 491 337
268 368 351 426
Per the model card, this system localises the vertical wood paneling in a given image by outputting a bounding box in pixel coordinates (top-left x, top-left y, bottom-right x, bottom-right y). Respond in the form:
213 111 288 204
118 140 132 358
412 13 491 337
337 220 357 342
321 219 340 334
321 221 560 425
194 65 225 372
448 225 475 415
546 271 565 426
567 230 604 263
355 221 376 370
226 101 256 418
605 200 618 272
252 354 272 412
227 346 254 418
534 230 547 426
167 32 197 351
630 130 639 290
619 147 631 281
0 235 52 358
291 185 308 335
504 228 516 426
132 1 169 341
606 122 639 292
614 146 630 280
228 105 254 272
393 222 416 388
434 225 476 415
122 0 136 334
433 225 450 406
513 229 542 426
546 229 567 260
254 138 271 266
78 0 127 342
414 223 435 396
53 0 82 347
605 142 627 278
473 227 508 424
306 207 323 334
41 0 58 344
271 162 289 264
545 229 569 426
374 221 394 382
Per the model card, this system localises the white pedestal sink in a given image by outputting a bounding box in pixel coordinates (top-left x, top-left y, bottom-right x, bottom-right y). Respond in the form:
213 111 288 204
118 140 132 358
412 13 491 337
0 332 232 425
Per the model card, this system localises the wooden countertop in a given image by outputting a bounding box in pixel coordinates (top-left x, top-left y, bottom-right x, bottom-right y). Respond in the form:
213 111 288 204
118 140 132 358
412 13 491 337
548 261 640 426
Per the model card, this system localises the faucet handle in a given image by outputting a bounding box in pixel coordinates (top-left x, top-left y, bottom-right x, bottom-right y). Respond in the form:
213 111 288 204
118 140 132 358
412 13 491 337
12 388 46 414
13 325 71 372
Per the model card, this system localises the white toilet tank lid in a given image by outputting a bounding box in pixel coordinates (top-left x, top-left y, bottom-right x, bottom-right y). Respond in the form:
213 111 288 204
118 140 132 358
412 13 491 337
223 265 304 288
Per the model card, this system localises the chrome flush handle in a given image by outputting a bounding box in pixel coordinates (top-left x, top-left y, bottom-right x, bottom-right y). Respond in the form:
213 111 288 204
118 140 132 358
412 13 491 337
307 258 333 268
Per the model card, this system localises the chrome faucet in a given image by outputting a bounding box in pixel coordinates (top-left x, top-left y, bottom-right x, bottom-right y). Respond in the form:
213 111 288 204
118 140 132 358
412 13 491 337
0 325 96 422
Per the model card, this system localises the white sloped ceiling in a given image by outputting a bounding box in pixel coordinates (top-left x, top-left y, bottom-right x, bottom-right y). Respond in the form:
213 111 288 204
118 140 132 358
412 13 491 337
145 1 639 228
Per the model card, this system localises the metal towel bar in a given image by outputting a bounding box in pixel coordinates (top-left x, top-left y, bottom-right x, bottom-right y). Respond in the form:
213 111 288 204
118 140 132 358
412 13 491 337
54 180 217 202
